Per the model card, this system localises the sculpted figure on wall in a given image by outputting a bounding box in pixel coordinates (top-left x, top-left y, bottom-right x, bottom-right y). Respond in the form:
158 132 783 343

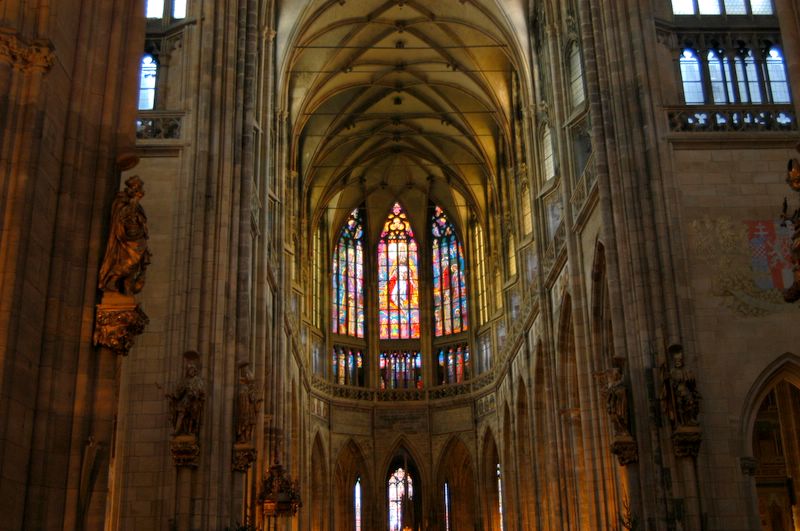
236 364 262 444
660 345 701 429
98 175 152 295
167 352 206 437
782 158 800 302
606 366 630 437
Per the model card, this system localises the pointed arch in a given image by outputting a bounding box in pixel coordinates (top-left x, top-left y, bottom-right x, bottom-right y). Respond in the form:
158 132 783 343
532 341 556 529
481 428 503 530
332 207 366 338
588 241 624 529
740 353 800 530
334 440 371 531
556 293 586 529
431 205 469 336
435 435 477 531
741 353 800 454
501 402 518 529
310 433 329 531
516 377 534 529
382 438 424 531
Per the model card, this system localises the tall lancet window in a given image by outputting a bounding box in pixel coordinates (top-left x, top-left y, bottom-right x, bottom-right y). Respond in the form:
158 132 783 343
388 467 413 531
431 206 468 336
354 477 362 531
496 463 505 531
332 208 365 338
138 54 158 110
378 203 420 339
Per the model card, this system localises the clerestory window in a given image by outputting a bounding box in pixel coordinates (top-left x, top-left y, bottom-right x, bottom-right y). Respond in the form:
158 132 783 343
671 0 773 15
138 54 158 110
328 202 473 389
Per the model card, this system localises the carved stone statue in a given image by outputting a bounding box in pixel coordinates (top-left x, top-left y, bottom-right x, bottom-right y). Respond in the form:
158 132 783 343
606 366 630 437
98 175 152 295
236 364 262 444
167 352 205 436
661 346 701 429
782 158 800 302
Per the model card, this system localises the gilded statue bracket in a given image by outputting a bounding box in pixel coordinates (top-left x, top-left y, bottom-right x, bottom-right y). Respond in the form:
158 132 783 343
93 296 149 356
170 434 200 468
0 30 55 73
611 435 639 466
672 426 702 458
232 443 257 473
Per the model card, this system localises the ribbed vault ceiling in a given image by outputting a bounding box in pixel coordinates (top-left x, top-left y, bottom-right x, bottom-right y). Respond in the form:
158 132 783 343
282 0 527 234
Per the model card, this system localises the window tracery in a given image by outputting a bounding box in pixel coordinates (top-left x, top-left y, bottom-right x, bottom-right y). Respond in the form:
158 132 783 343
388 467 413 531
380 351 423 389
138 55 158 110
679 44 790 105
568 42 585 108
332 208 365 338
671 0 773 15
378 203 419 340
432 206 468 337
436 345 470 385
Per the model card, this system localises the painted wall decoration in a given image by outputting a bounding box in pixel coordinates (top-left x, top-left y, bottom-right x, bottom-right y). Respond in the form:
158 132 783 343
689 217 794 315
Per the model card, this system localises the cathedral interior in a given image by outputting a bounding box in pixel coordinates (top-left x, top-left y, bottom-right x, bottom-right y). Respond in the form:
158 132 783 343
2 0 800 529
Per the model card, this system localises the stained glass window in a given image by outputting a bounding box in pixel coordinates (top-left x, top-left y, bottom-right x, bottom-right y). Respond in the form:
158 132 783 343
355 477 362 531
432 206 468 337
765 47 791 104
472 224 488 325
496 463 505 531
312 226 323 328
332 208 365 338
437 345 470 385
672 0 773 14
378 203 420 339
388 467 413 531
707 50 734 104
443 481 451 531
521 183 533 236
680 49 704 104
735 49 763 104
332 346 364 386
173 0 187 18
542 128 555 180
568 43 585 108
146 0 164 18
138 55 158 110
379 351 422 389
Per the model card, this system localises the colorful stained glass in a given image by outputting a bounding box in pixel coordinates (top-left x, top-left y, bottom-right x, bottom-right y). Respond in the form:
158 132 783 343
432 206 468 336
332 346 364 386
436 344 470 385
388 467 413 531
378 203 419 339
332 208 365 338
379 351 423 389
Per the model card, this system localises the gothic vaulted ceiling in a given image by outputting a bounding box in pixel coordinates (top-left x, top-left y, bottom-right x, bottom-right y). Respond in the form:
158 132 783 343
279 0 530 236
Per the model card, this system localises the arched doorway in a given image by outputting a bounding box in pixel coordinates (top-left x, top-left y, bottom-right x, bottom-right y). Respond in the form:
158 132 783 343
385 448 422 531
744 355 800 531
435 436 478 531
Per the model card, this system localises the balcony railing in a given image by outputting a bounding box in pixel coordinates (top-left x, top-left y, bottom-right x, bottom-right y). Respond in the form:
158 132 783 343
570 156 597 224
136 111 184 140
666 104 796 133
